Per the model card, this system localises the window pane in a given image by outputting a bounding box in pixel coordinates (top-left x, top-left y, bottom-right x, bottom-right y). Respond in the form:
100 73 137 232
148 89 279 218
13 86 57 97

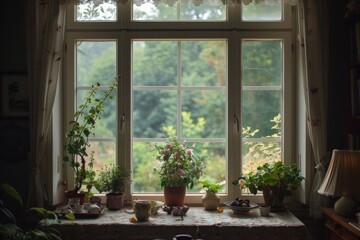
132 141 226 194
132 141 161 193
132 90 177 138
241 40 282 86
241 140 281 175
241 38 283 174
182 90 226 138
76 90 117 138
242 90 281 138
132 0 226 21
181 41 226 86
75 39 117 191
76 41 117 86
76 2 117 21
132 41 177 86
188 142 226 193
242 0 282 22
80 141 116 192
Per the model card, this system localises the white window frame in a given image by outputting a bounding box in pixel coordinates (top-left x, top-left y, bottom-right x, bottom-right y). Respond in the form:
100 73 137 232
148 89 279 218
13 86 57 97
63 1 295 205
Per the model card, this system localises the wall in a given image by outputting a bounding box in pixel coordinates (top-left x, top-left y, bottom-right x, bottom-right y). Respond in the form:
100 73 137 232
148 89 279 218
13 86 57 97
0 0 30 215
327 2 347 151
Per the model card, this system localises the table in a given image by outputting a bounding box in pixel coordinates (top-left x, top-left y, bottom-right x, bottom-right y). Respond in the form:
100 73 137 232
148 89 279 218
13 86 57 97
57 207 313 240
320 207 360 240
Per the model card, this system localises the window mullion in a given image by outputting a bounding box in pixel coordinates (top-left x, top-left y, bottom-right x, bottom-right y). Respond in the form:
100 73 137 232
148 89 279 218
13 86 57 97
177 41 182 140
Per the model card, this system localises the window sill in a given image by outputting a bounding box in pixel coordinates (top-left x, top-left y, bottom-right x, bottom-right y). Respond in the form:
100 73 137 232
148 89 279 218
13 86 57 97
57 207 312 240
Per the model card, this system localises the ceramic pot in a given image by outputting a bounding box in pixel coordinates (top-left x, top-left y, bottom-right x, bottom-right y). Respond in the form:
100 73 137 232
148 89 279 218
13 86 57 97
202 190 220 211
262 185 285 210
106 193 124 210
164 186 186 206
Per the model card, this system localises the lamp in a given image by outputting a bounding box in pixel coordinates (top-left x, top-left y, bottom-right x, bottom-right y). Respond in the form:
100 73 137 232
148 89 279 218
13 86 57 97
318 149 360 217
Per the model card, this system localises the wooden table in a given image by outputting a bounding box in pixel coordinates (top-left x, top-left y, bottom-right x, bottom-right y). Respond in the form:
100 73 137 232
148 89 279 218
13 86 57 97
57 207 313 240
320 207 360 240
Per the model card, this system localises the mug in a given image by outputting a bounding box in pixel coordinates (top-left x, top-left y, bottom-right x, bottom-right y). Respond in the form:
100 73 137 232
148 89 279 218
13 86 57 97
74 204 84 213
259 205 270 217
134 200 151 221
68 198 80 211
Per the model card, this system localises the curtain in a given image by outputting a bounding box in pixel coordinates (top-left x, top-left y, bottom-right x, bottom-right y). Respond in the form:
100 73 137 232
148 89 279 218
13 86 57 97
296 0 329 218
26 0 66 208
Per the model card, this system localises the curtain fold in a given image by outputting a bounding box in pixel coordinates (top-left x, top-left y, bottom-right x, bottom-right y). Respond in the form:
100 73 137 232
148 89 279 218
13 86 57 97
26 0 66 208
296 0 329 218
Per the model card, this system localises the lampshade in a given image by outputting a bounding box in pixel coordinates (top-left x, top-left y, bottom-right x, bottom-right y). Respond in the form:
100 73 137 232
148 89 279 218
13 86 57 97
318 149 360 217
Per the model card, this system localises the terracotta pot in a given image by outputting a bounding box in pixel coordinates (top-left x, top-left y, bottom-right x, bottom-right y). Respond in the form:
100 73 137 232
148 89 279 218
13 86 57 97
164 186 186 206
64 190 86 204
106 193 124 210
202 190 220 211
262 185 285 210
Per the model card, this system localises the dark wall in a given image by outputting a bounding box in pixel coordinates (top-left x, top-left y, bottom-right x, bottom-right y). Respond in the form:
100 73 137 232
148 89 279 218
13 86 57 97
0 0 27 72
0 0 29 213
327 2 347 151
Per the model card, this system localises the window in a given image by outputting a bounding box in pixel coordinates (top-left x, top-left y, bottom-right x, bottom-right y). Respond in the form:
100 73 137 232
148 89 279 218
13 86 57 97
65 0 294 203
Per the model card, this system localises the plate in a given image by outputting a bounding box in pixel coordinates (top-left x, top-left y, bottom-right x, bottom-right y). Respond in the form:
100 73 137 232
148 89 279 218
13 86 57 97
73 207 105 219
55 206 105 219
223 201 258 214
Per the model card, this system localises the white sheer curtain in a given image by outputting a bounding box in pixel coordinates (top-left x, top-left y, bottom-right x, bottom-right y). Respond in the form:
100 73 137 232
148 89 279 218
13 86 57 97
26 0 66 208
296 0 329 218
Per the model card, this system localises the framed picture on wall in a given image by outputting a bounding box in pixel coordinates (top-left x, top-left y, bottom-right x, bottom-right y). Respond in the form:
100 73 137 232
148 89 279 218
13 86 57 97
1 73 29 117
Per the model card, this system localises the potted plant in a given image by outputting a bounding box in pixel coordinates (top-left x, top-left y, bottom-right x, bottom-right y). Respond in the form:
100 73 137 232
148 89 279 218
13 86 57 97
95 164 130 210
232 161 305 210
151 136 206 206
63 78 117 203
0 183 73 240
200 180 224 211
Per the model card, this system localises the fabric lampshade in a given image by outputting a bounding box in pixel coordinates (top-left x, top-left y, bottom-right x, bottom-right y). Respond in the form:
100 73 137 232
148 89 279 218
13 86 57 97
318 149 360 199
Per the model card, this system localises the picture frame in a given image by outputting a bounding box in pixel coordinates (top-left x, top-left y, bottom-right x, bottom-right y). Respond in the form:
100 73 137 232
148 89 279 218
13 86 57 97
1 73 29 117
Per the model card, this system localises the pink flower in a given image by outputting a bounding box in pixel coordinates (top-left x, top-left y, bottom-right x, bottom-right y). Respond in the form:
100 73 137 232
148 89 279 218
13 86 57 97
175 152 182 158
164 149 171 156
177 169 186 175
167 144 172 149
178 144 184 150
186 149 193 156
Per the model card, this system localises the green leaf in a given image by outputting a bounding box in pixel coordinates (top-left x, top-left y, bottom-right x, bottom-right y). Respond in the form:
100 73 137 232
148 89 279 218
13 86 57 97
0 207 17 223
65 212 76 220
1 183 23 207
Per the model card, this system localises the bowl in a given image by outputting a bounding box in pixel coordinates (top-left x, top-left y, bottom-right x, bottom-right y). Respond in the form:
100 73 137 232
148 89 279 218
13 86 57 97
223 201 258 214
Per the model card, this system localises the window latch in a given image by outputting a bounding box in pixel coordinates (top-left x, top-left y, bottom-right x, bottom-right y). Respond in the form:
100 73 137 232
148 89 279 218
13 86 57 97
120 114 125 133
234 114 240 134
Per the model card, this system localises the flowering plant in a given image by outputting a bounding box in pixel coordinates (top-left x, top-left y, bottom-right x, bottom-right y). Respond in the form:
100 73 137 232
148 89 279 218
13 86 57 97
151 136 206 189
